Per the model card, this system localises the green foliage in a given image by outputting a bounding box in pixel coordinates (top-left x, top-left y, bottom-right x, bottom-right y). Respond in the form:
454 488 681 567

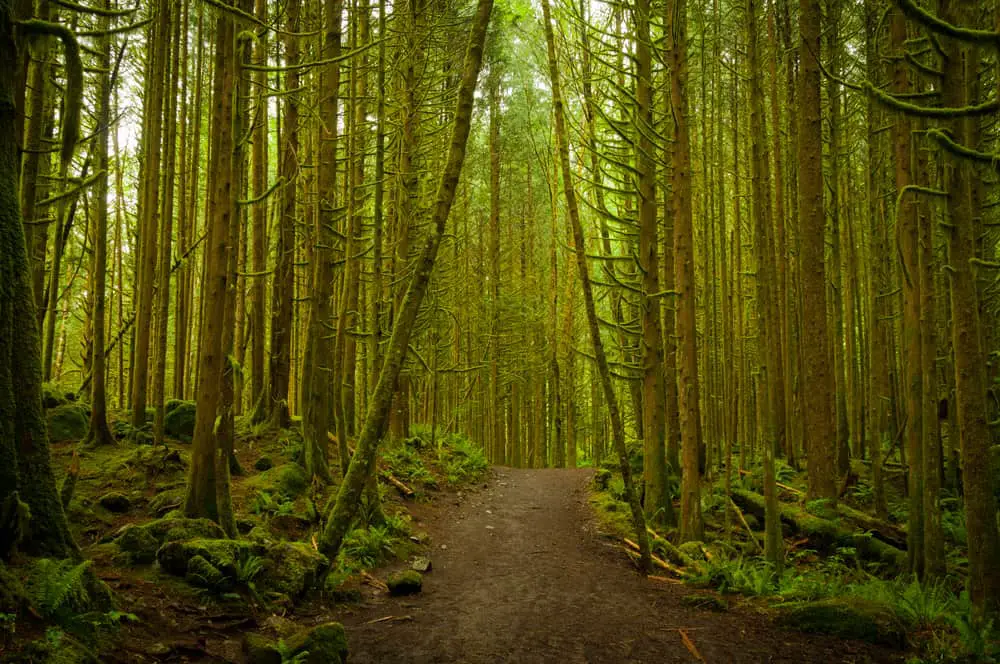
28 559 92 621
383 444 434 485
338 525 398 571
437 433 488 484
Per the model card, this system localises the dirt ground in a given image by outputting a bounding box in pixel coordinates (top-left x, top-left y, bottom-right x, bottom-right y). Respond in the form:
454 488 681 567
337 467 902 664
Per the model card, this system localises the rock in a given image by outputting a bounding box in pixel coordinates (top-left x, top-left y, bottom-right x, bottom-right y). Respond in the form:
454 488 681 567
284 622 349 664
254 455 274 471
260 541 328 598
243 633 282 664
46 403 89 442
157 538 260 577
185 555 229 590
277 463 308 496
147 488 185 517
117 446 187 476
325 574 363 603
41 383 67 409
411 557 432 573
775 598 907 648
114 525 161 564
164 400 196 441
98 491 131 513
115 517 228 565
387 570 423 596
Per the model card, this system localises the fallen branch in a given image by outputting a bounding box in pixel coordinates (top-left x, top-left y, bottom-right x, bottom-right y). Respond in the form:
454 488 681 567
731 489 905 571
365 615 413 625
361 571 388 592
737 468 803 495
728 498 763 553
679 628 707 663
327 431 414 497
646 527 706 573
623 538 689 577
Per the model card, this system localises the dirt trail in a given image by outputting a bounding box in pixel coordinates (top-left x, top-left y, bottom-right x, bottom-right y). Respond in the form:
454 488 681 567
341 468 898 663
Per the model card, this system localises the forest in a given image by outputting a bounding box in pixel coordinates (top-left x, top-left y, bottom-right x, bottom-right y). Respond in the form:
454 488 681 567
1 0 1000 660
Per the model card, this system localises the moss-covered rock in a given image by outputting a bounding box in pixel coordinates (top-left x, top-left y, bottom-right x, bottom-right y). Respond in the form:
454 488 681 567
185 555 229 590
277 463 308 496
591 468 612 490
775 598 906 648
98 491 131 513
157 538 261 577
147 487 185 517
41 383 68 409
114 525 161 564
242 633 282 664
260 542 328 598
254 455 274 471
115 446 187 476
678 541 707 562
164 400 196 442
284 622 349 664
387 570 423 596
46 403 89 442
114 517 227 565
325 574 363 603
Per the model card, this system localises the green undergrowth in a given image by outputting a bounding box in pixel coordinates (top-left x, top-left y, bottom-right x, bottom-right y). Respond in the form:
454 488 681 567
588 458 997 662
6 411 490 662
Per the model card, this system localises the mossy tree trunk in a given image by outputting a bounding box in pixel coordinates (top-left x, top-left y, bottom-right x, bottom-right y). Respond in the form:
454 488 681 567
184 0 239 524
0 0 75 558
540 0 651 571
320 0 492 557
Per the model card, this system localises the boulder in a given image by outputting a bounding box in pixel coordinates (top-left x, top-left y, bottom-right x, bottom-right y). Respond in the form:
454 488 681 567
284 622 349 664
277 463 308 496
387 570 423 596
775 598 907 648
260 542 328 598
147 487 185 517
41 383 67 409
185 554 229 590
243 633 282 664
115 517 227 565
254 455 274 471
157 538 260 577
98 492 131 513
46 403 89 442
164 400 197 441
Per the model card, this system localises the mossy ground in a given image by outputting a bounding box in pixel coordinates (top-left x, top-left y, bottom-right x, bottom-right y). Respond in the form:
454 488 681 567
4 412 487 662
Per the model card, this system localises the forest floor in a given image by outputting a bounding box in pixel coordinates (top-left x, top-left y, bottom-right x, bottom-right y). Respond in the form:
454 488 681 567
339 467 900 664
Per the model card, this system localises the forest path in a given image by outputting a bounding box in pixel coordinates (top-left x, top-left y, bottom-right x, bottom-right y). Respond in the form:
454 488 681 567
341 467 898 663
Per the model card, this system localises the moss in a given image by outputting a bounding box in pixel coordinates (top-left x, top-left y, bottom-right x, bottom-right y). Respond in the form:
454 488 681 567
278 463 308 496
260 541 328 597
97 492 130 513
46 403 89 442
147 487 185 517
115 525 160 564
592 468 612 490
0 560 26 613
387 570 423 596
41 383 67 409
163 400 196 442
114 517 227 565
242 633 281 664
284 622 349 664
185 555 229 590
678 541 707 562
775 598 907 648
324 573 363 603
157 538 261 577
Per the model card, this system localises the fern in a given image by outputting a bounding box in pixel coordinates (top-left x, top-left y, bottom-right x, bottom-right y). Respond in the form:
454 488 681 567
30 559 92 620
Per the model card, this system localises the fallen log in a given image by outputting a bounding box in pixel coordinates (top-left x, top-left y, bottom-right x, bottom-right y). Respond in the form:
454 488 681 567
730 489 905 572
623 538 690 577
646 527 706 574
737 468 803 495
835 503 907 551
